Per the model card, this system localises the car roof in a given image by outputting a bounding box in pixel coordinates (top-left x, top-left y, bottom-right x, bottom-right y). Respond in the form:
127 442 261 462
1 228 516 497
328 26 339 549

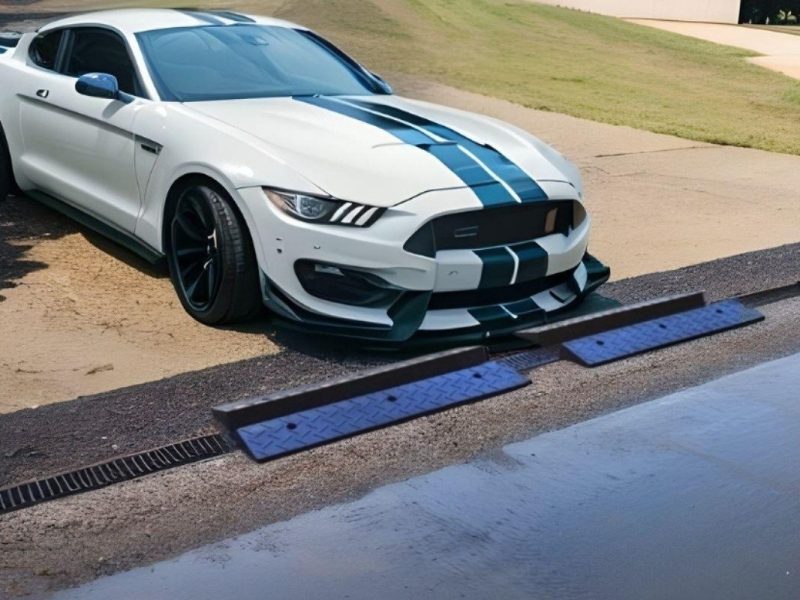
38 8 303 35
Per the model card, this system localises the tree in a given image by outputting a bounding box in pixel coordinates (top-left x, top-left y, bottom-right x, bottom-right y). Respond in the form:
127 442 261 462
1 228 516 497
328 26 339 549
740 0 800 23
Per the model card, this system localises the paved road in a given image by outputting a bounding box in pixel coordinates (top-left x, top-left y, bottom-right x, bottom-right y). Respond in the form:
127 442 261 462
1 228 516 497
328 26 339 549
2 252 799 598
631 20 800 80
54 353 800 600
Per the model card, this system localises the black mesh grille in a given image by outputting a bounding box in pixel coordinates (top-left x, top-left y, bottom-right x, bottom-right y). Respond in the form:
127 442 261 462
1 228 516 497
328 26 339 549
405 200 574 257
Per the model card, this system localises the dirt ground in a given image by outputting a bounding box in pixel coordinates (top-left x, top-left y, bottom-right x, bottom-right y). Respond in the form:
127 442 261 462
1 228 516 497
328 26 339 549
0 198 279 413
2 78 800 410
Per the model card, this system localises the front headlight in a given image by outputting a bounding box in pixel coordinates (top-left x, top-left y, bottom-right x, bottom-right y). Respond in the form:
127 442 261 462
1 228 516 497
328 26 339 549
264 189 383 227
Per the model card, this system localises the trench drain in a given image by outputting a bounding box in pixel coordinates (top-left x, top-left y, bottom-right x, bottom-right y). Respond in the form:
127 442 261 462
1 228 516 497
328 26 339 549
2 287 785 514
0 434 232 515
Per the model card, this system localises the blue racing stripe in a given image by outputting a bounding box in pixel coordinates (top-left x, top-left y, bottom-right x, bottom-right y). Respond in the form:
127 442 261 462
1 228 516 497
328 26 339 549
469 182 520 207
504 298 541 316
211 10 256 22
425 143 491 187
474 247 515 289
348 100 548 203
174 9 228 25
469 298 542 325
424 144 515 207
468 305 510 324
296 96 433 146
295 96 519 207
509 241 548 284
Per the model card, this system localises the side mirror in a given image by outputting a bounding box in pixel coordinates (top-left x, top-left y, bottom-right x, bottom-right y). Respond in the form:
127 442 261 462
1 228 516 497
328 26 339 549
368 71 393 94
75 73 132 103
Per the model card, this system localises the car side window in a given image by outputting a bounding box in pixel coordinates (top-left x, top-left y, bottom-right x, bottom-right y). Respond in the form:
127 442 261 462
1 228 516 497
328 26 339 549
29 30 63 71
63 28 141 96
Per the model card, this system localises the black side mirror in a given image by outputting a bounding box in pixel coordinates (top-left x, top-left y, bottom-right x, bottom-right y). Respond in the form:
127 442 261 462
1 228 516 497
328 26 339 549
75 72 133 103
368 71 393 94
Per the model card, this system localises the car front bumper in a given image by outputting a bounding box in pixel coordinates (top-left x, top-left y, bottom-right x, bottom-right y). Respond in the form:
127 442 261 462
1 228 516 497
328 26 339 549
237 184 610 343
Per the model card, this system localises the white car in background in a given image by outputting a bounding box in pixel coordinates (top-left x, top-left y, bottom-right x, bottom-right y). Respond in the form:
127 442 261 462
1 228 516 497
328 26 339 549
0 9 608 342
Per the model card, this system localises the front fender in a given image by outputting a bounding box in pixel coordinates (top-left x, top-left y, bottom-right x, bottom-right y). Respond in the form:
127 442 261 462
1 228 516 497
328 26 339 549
132 103 325 252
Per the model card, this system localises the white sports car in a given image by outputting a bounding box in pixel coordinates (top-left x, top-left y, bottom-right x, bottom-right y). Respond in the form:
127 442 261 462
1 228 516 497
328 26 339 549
0 9 609 342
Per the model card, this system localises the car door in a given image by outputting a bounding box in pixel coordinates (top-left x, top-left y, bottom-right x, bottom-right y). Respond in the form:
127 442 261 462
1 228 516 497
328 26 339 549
18 27 145 232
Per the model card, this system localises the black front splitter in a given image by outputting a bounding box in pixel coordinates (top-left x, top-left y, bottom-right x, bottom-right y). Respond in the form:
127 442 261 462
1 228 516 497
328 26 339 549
264 255 613 351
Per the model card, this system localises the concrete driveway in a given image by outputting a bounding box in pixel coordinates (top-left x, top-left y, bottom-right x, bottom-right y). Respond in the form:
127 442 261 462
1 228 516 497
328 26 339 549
631 20 800 80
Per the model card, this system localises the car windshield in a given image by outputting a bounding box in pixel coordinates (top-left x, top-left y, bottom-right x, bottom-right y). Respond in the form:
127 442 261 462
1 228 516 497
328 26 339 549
136 25 384 101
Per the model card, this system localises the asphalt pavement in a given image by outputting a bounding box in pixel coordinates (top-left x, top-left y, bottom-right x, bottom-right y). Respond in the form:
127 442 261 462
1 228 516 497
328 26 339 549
1 244 798 598
55 353 800 600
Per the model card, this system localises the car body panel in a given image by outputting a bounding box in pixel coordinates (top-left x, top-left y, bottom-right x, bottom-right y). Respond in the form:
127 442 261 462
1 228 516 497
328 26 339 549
0 9 608 341
18 73 142 230
36 9 304 36
189 98 470 206
188 94 579 207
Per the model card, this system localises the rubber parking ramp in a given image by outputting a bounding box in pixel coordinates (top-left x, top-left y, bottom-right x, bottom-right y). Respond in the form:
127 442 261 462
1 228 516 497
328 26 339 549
235 361 529 462
515 292 706 346
561 299 763 367
737 281 800 308
213 346 489 431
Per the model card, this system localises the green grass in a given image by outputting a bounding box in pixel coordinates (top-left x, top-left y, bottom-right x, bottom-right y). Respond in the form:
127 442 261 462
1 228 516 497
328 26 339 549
15 0 800 154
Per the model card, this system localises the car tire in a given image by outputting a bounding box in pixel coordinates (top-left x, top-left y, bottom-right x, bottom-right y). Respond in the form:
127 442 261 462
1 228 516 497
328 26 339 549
166 181 262 325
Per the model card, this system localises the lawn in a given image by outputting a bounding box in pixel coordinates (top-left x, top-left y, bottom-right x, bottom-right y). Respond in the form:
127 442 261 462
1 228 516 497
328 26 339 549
8 0 800 154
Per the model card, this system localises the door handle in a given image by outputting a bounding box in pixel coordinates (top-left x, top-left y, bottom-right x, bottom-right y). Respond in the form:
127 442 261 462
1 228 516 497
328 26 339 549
35 89 50 99
140 142 161 155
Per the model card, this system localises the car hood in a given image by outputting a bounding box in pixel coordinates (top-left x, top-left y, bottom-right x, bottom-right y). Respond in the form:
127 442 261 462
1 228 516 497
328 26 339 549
189 95 575 207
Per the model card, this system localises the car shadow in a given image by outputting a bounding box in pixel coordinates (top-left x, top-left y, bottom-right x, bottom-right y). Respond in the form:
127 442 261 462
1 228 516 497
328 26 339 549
2 193 471 360
81 226 168 279
0 194 394 355
0 193 68 301
0 193 167 298
266 325 409 360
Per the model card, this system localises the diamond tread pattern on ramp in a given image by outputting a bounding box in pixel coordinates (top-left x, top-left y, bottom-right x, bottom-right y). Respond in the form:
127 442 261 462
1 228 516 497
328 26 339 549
561 299 763 367
237 361 529 462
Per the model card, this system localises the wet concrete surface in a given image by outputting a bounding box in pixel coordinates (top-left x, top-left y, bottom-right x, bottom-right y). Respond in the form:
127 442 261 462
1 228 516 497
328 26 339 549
54 353 800 600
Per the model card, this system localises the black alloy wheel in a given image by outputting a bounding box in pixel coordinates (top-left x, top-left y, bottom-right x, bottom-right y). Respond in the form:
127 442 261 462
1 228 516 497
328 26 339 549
167 182 261 325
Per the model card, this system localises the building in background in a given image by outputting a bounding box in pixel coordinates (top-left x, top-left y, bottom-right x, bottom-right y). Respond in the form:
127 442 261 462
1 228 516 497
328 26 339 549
534 0 741 24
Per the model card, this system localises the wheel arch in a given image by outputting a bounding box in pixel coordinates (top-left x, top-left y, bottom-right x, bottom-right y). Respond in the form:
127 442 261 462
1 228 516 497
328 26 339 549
161 172 266 276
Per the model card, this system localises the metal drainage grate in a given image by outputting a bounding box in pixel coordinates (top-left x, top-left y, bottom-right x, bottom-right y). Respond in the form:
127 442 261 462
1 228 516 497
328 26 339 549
497 346 561 371
0 434 231 515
